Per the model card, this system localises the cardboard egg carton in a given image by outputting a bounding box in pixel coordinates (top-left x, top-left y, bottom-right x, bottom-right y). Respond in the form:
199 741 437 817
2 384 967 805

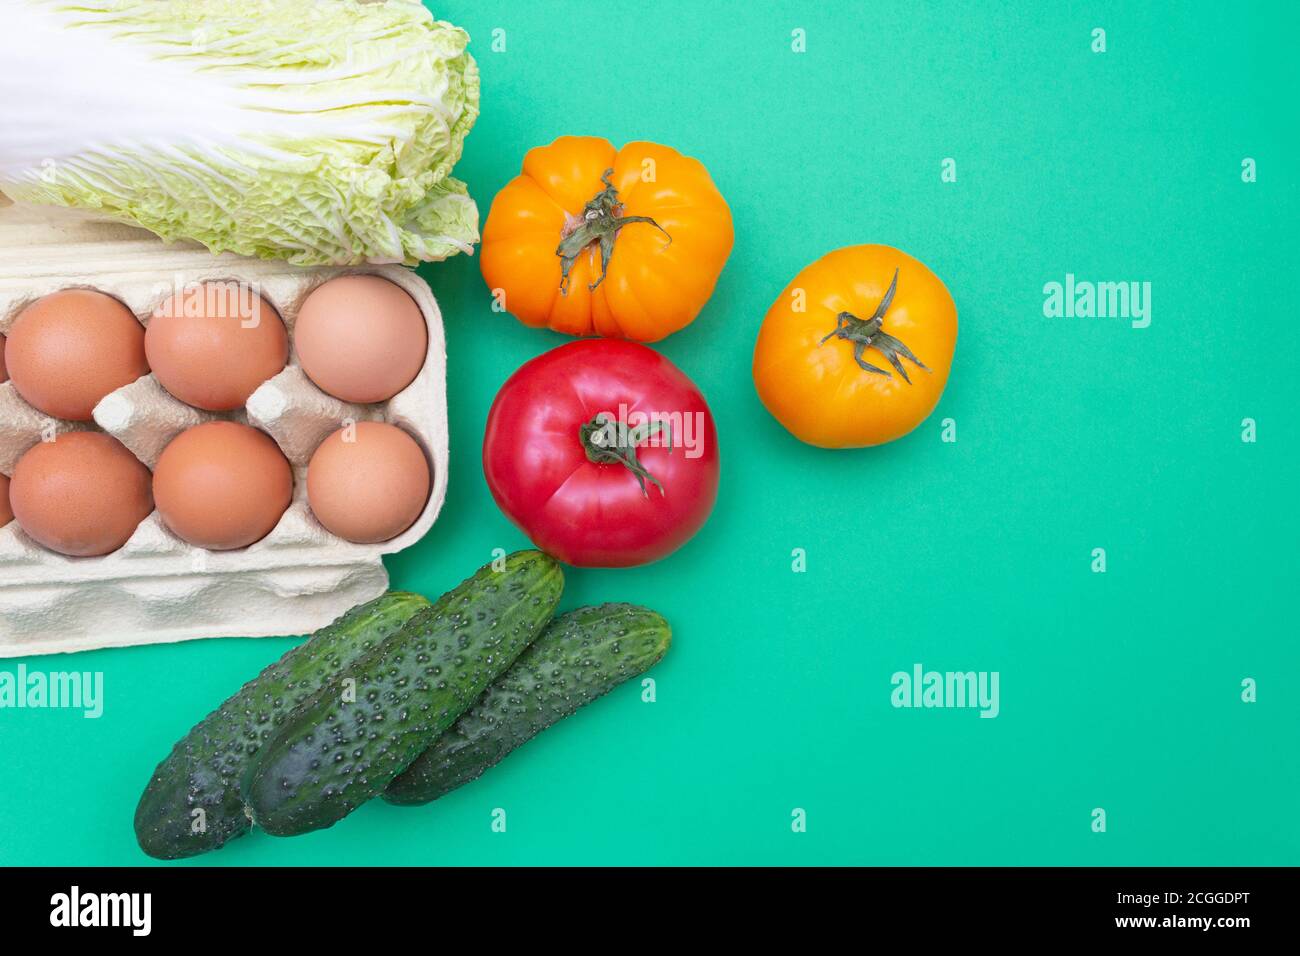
0 201 448 657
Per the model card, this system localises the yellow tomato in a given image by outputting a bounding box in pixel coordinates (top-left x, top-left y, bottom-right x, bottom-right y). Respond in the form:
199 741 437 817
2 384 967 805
753 245 957 448
480 136 733 342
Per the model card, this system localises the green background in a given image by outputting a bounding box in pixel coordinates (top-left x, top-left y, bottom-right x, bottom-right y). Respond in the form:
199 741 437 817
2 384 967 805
2 0 1296 866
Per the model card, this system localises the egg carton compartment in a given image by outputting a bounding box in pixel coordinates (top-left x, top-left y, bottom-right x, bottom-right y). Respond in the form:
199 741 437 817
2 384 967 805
0 202 449 657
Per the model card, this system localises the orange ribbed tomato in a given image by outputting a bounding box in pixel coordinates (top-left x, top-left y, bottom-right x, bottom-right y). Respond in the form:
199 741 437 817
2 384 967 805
753 245 957 448
480 136 733 342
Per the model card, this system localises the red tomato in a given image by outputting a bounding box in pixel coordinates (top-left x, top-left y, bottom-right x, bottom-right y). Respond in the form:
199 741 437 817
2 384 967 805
483 340 720 567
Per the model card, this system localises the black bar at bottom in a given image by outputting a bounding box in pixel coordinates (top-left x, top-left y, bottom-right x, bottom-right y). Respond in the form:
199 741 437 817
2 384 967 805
0 866 1282 939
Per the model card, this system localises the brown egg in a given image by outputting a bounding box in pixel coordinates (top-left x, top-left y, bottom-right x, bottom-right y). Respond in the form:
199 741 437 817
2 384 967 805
153 421 292 550
6 290 149 421
0 473 12 527
0 333 8 383
307 422 430 544
294 276 427 403
9 432 153 556
147 283 288 411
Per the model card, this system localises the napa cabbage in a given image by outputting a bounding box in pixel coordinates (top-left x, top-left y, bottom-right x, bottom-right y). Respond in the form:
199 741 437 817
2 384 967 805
0 1 480 265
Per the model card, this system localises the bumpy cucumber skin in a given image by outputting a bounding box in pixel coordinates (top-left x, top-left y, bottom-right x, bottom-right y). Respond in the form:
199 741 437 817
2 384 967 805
243 550 563 837
384 603 670 806
133 591 430 860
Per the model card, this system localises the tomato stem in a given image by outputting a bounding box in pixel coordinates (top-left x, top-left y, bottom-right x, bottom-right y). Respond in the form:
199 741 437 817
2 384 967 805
819 268 931 383
579 412 672 498
557 169 672 295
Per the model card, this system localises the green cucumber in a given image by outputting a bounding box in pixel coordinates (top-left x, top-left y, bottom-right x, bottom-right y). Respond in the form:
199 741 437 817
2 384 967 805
384 603 670 807
243 550 563 836
133 590 430 860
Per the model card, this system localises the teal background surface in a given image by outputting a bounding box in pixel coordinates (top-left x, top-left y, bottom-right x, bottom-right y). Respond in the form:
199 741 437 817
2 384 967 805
2 0 1296 866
